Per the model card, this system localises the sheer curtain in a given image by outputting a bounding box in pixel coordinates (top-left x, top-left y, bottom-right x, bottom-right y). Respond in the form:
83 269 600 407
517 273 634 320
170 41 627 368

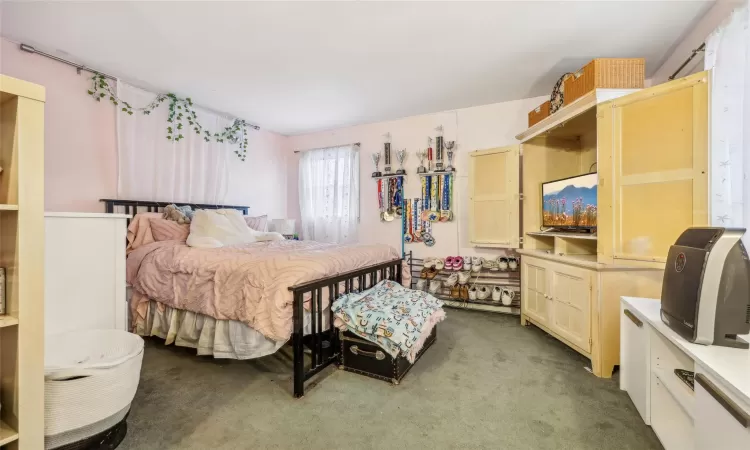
705 3 750 245
299 144 359 243
116 81 231 204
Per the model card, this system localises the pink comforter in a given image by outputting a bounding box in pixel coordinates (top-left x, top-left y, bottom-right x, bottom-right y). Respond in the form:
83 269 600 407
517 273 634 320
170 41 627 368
127 239 404 342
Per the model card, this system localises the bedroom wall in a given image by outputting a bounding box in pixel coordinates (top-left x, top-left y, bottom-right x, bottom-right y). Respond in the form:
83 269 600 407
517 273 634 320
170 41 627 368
0 37 291 217
287 96 547 259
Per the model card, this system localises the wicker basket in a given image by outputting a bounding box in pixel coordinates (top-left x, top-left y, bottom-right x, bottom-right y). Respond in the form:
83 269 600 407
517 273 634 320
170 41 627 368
563 58 645 106
528 100 551 127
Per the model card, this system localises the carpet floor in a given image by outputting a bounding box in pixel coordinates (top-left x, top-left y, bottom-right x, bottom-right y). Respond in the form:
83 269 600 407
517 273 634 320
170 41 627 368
119 309 661 450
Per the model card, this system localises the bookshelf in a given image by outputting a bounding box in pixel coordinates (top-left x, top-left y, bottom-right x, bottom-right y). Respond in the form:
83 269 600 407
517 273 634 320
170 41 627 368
0 74 45 449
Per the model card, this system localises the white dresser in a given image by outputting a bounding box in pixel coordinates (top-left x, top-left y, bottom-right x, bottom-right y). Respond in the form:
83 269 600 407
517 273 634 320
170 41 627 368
620 296 750 450
45 212 130 335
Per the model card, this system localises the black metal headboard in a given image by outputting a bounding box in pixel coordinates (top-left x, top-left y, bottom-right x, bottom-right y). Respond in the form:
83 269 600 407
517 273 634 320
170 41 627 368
100 199 250 223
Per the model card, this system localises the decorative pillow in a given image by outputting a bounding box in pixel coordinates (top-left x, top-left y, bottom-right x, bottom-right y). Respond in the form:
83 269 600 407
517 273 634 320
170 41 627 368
163 204 194 224
150 218 190 242
244 215 268 232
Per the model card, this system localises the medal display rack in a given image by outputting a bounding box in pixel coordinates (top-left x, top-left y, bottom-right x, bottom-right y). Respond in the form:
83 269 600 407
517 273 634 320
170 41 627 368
407 255 521 315
372 174 406 179
417 170 456 177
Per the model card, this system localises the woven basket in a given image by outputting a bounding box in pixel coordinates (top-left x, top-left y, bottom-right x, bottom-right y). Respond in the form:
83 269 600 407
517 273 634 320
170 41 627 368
528 100 551 127
563 58 645 106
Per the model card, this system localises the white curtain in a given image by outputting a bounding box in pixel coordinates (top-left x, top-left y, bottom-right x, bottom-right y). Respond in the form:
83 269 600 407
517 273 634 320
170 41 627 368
116 81 231 204
705 3 750 245
299 144 359 243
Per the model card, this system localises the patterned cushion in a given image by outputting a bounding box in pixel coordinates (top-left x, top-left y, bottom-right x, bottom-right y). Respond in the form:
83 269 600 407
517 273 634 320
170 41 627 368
244 215 268 232
150 218 190 241
163 204 193 224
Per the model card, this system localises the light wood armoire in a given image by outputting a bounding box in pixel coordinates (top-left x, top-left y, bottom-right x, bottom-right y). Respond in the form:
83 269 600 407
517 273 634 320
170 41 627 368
468 71 710 377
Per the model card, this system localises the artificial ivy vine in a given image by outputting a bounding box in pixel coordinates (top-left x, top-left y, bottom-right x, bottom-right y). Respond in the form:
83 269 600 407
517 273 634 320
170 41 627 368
87 74 249 161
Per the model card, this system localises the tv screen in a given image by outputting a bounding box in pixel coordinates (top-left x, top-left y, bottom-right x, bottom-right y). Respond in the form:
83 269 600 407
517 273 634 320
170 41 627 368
542 173 598 229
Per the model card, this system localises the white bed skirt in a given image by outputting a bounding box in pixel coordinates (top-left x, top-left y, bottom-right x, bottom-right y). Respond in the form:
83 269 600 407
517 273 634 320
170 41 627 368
134 300 331 360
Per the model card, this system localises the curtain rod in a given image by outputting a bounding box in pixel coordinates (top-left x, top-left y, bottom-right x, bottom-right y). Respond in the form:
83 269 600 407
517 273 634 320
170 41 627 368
19 43 261 130
294 142 360 154
669 42 706 81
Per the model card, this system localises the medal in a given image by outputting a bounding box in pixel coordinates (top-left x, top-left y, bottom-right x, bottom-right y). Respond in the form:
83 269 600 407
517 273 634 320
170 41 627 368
440 174 452 222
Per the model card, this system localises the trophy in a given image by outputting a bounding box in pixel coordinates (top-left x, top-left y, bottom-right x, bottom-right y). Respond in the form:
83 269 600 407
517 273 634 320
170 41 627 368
434 126 445 172
416 149 427 174
371 152 382 178
396 149 407 175
444 140 456 172
383 133 392 175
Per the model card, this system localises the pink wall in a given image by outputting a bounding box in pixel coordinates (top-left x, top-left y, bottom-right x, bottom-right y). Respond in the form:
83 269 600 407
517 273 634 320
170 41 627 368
1 37 118 212
287 96 546 259
0 37 291 216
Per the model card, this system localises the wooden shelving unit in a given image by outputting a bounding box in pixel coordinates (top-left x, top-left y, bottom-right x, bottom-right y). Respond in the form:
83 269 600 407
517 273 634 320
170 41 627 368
0 74 46 449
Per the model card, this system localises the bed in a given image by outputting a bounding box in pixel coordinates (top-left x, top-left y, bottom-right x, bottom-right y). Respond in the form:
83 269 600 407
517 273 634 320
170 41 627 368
102 199 410 398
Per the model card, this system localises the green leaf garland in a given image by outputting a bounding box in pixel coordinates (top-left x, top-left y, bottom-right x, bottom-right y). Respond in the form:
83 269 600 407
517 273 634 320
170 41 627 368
87 74 249 161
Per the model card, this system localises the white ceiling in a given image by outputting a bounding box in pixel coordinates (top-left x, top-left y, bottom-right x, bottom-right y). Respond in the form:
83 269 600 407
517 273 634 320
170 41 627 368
1 1 713 135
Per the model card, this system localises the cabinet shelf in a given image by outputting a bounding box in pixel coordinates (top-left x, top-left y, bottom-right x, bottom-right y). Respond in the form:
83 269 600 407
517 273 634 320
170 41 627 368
526 231 597 241
0 420 18 446
0 204 18 211
653 367 696 419
518 249 602 270
0 314 18 327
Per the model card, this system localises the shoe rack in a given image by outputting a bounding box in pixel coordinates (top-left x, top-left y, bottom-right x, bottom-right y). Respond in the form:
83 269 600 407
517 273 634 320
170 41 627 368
407 255 521 315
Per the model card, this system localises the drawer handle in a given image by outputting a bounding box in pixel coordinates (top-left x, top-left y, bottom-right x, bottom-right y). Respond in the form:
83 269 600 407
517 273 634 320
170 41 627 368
695 373 750 428
624 309 643 328
350 345 386 360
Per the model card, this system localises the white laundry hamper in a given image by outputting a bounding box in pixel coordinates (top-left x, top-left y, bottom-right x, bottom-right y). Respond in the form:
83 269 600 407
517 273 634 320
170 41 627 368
44 330 144 450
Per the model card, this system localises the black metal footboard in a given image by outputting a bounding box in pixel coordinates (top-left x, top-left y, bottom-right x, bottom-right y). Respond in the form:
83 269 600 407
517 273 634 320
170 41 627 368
287 255 406 398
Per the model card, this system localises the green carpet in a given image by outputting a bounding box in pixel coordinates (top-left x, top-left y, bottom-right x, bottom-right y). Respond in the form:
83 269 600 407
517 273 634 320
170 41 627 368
119 309 661 450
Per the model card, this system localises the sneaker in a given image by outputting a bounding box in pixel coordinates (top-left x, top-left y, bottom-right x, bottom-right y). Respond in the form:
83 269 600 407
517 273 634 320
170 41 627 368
453 257 464 271
471 256 482 267
429 280 442 294
472 257 484 273
450 285 461 299
445 273 459 287
435 258 445 271
492 286 502 302
463 257 472 272
424 257 437 269
416 279 428 292
497 257 509 271
458 271 471 285
508 257 518 271
477 286 491 300
468 286 478 300
460 285 469 300
483 260 498 271
445 256 455 270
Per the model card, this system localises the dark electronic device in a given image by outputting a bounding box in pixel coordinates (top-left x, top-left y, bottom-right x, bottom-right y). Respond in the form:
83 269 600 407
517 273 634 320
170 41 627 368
661 227 750 349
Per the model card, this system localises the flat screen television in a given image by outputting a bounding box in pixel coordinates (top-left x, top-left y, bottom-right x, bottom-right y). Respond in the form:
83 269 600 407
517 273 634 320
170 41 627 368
541 173 598 231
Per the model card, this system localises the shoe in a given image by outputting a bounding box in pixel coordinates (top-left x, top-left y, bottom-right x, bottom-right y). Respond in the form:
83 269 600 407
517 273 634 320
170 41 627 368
468 286 478 300
483 260 498 271
471 256 482 267
445 273 459 287
501 288 515 306
492 286 502 302
458 271 471 285
497 257 509 271
453 257 464 271
435 258 445 271
416 279 428 292
424 267 439 280
460 285 469 300
464 258 472 272
477 286 491 300
424 257 437 269
429 279 442 294
508 257 518 271
445 256 455 270
472 257 484 273
450 285 461 299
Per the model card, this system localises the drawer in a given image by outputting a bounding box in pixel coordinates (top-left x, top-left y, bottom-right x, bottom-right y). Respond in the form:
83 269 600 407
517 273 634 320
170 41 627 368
650 327 694 375
620 303 650 424
651 371 694 450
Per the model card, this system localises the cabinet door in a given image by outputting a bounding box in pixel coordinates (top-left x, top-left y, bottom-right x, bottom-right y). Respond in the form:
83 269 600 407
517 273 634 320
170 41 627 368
695 372 750 450
601 71 709 264
469 145 520 248
522 259 550 325
620 302 650 424
550 265 592 352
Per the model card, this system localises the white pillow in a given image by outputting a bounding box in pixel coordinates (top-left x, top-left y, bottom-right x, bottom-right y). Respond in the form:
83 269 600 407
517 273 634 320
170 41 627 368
187 209 284 248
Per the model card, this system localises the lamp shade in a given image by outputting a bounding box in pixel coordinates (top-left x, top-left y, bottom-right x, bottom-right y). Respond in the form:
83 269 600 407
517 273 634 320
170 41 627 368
270 219 296 235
